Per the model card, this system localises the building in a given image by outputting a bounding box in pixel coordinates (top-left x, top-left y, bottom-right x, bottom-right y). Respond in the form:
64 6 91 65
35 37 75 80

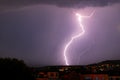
109 76 120 80
80 74 108 80
47 72 59 80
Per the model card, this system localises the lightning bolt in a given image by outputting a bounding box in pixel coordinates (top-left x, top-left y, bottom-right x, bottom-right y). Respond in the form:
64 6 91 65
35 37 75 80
64 10 95 65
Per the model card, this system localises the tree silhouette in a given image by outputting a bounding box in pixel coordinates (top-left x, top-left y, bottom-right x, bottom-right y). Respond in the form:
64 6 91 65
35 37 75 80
0 58 35 80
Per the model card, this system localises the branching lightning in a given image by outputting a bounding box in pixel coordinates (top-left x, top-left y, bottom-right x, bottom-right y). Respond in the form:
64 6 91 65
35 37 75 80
64 10 95 65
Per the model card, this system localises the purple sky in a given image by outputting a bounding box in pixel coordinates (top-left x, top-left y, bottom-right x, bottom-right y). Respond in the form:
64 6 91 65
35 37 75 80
0 1 120 66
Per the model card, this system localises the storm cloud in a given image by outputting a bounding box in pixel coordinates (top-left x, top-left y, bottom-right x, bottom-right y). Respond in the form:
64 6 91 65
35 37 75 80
0 0 120 11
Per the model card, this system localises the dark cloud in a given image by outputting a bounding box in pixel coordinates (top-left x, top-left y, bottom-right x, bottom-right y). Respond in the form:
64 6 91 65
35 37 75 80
0 0 120 11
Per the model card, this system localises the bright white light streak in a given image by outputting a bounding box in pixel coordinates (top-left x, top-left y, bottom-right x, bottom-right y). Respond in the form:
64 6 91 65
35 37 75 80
64 10 95 65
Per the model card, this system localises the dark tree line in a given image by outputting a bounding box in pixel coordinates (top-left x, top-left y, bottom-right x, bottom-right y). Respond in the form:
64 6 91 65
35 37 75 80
0 58 35 80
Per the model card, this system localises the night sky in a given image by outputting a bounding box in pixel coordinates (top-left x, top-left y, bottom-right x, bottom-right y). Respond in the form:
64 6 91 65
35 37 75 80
0 0 120 67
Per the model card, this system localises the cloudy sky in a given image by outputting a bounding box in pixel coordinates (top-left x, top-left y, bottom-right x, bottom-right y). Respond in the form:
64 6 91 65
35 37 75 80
0 0 120 67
